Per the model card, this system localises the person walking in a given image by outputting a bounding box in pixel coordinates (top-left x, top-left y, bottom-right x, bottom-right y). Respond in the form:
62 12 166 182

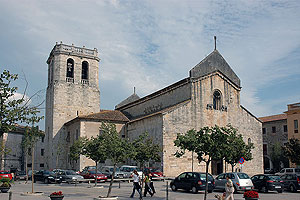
149 173 156 194
225 175 234 200
130 170 143 199
143 172 153 197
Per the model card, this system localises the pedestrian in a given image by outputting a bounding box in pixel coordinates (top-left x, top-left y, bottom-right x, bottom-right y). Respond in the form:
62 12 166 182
143 172 153 197
130 170 143 199
149 173 156 194
225 175 234 200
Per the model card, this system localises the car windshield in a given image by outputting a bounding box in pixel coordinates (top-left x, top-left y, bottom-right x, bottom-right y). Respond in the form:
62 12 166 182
199 174 213 181
66 170 77 175
90 171 102 174
44 171 56 176
237 173 250 179
268 176 280 180
295 169 300 173
110 168 120 172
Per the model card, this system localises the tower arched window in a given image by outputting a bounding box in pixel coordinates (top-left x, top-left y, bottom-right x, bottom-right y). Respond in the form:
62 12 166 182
82 61 89 80
213 90 222 110
66 58 74 81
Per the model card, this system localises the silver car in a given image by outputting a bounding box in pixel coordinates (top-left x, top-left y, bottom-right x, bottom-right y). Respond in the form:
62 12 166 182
57 170 84 183
100 166 126 179
215 172 254 192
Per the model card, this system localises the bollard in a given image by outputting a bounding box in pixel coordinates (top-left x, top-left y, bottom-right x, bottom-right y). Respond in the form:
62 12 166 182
166 181 169 200
9 191 12 200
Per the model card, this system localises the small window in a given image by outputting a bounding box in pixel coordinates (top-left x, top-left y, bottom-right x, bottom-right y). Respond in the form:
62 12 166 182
41 149 44 156
283 125 288 132
272 126 276 133
66 58 74 81
294 120 298 133
66 131 70 142
40 163 44 168
27 163 32 167
248 138 252 145
263 144 268 155
82 61 89 80
76 129 79 140
28 148 31 156
213 90 222 110
262 128 266 134
41 136 45 143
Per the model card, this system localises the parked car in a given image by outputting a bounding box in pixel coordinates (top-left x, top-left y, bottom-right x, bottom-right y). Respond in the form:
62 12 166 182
15 171 28 181
0 171 13 180
27 170 38 180
275 168 300 176
120 165 143 178
100 166 125 179
81 170 107 182
34 170 62 184
144 168 164 178
57 170 84 183
214 172 253 192
170 172 214 194
280 173 300 192
251 174 283 193
81 166 96 173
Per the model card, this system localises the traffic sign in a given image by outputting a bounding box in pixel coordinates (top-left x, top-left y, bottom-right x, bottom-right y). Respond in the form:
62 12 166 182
239 157 245 164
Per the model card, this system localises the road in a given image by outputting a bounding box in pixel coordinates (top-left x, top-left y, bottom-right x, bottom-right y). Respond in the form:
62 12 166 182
1 180 299 200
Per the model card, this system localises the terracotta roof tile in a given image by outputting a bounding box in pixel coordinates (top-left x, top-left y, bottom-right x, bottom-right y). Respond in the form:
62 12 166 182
78 110 129 122
258 114 287 123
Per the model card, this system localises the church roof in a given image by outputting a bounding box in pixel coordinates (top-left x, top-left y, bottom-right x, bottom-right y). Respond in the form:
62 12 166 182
189 50 241 88
79 110 129 122
259 113 287 123
115 93 140 109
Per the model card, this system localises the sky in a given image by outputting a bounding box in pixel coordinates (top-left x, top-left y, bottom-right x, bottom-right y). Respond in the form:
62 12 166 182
1 0 300 130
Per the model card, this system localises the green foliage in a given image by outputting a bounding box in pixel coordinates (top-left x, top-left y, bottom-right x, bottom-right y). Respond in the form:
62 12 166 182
270 142 288 171
283 138 300 165
0 70 43 137
223 125 254 170
69 137 87 161
131 132 161 167
0 178 12 187
22 125 44 150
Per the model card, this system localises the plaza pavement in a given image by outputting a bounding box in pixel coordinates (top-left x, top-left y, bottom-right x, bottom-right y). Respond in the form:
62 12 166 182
0 180 299 200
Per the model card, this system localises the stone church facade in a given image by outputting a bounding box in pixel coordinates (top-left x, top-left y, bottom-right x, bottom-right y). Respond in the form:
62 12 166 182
45 43 263 176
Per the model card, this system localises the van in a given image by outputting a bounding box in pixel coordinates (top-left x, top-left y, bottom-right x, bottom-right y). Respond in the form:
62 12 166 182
275 168 300 176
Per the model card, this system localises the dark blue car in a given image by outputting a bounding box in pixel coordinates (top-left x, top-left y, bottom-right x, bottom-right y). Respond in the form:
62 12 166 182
170 172 215 194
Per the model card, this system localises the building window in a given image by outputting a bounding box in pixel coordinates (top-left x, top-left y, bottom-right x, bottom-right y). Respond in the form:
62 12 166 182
263 144 268 155
40 163 44 168
66 131 70 142
294 120 298 133
283 125 288 132
41 149 44 156
27 163 32 167
41 136 45 143
82 61 89 80
262 128 266 134
272 126 276 133
66 58 74 81
213 90 222 110
28 148 31 156
76 129 79 140
248 138 252 145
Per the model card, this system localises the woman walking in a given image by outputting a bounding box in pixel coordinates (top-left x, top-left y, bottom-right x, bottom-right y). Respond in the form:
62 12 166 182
143 172 153 197
225 175 234 200
130 170 143 199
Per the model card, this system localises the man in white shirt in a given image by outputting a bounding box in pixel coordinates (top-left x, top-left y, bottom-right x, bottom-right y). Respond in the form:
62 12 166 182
130 170 143 199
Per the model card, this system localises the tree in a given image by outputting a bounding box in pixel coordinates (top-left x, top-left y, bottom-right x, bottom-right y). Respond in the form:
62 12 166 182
0 70 42 137
131 132 161 188
283 138 300 166
270 142 288 172
224 125 254 172
174 125 229 200
0 70 43 170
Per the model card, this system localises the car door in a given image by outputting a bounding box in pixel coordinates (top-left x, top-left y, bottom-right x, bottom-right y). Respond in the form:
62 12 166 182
176 173 187 189
251 175 259 189
215 173 225 190
184 172 195 190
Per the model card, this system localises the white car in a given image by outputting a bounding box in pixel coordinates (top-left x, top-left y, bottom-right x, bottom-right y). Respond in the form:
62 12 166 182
119 165 143 178
275 168 300 176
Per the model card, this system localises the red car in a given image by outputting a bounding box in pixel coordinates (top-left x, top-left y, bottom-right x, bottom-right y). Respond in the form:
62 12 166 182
82 170 107 182
145 168 164 178
0 171 13 180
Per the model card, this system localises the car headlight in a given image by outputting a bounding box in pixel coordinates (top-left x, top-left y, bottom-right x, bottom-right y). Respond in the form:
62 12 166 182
72 177 77 180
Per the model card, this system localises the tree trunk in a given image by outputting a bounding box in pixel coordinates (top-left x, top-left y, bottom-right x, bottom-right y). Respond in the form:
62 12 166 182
232 164 234 172
31 143 34 194
25 151 28 183
204 159 210 200
95 161 98 187
107 163 116 197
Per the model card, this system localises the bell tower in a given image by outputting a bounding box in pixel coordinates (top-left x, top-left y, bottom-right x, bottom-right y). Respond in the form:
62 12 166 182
45 42 100 169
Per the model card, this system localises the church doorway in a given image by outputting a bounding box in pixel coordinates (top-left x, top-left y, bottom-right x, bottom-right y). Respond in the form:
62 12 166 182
211 159 223 175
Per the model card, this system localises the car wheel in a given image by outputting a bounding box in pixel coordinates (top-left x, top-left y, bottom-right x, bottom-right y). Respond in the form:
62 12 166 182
171 184 177 191
191 186 198 194
278 190 283 193
290 185 296 192
208 189 213 193
44 178 49 184
262 186 268 193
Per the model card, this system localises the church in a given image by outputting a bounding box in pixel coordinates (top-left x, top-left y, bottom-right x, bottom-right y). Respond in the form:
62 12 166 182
45 42 263 177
